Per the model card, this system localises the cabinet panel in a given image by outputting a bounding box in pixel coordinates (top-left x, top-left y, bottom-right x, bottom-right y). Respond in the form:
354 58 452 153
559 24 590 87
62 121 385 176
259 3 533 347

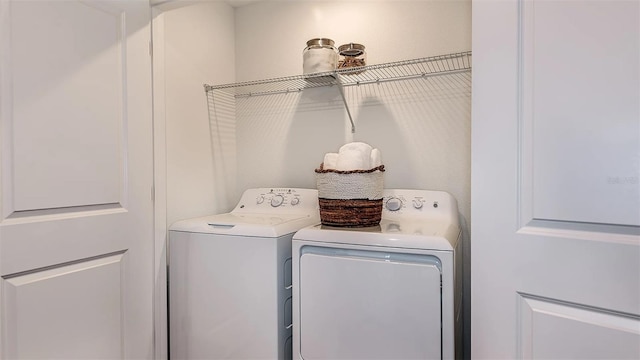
7 0 124 212
522 1 640 226
2 253 125 359
518 294 640 360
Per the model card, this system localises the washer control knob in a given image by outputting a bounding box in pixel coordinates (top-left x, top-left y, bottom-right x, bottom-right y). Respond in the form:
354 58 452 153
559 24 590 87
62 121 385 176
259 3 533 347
256 196 265 204
412 199 423 209
290 197 300 206
270 195 284 207
385 197 402 211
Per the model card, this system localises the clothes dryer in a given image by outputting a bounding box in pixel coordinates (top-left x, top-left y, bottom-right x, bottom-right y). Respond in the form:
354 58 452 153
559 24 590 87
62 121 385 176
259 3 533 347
169 188 320 360
292 189 462 360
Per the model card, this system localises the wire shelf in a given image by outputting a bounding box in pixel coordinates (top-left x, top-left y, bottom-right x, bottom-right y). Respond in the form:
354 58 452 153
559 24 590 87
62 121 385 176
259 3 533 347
204 51 471 98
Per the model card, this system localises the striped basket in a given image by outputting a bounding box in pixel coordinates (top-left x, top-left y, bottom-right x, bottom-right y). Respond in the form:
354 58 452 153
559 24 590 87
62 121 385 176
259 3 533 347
315 164 385 227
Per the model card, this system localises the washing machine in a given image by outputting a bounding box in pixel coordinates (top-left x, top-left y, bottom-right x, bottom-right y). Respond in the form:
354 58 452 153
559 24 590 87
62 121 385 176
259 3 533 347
169 188 320 360
292 189 462 360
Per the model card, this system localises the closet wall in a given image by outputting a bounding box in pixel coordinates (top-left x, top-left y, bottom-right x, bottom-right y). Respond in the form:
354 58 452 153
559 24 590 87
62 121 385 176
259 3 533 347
163 0 471 356
165 0 471 223
235 1 471 81
163 1 236 226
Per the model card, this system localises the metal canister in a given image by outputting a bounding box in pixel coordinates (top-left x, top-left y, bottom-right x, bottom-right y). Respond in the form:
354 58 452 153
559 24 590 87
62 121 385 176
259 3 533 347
338 43 366 74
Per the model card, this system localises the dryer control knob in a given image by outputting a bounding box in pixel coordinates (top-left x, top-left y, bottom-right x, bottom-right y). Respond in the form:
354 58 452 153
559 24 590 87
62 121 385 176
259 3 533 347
290 197 300 206
385 197 402 211
256 196 265 204
412 199 423 209
271 195 284 207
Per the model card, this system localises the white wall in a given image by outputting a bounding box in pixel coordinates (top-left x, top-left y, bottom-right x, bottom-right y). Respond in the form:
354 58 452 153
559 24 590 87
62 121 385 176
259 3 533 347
235 1 471 81
163 1 236 226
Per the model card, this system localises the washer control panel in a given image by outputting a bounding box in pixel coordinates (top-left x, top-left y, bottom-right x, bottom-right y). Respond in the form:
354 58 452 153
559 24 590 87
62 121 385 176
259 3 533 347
382 189 456 220
234 188 319 213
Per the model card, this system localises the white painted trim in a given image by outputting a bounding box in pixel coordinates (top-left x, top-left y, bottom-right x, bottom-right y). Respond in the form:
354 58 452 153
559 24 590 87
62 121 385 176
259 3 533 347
151 5 168 360
0 0 14 221
517 0 533 230
1 3 12 355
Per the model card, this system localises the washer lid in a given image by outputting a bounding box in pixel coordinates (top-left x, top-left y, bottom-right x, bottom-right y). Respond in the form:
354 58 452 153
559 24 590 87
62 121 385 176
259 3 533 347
170 213 320 238
293 219 460 251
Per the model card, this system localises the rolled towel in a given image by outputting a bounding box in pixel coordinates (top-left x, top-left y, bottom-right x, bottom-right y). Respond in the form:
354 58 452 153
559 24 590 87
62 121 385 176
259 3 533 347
339 142 373 155
370 148 382 168
336 149 370 171
337 142 372 170
323 153 339 170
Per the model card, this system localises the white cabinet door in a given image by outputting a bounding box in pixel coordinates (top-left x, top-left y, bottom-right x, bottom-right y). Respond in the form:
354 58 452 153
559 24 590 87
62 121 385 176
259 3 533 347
0 0 153 358
472 0 640 358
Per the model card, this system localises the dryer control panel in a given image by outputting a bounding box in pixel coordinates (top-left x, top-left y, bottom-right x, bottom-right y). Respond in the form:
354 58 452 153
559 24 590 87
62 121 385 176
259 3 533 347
382 189 458 222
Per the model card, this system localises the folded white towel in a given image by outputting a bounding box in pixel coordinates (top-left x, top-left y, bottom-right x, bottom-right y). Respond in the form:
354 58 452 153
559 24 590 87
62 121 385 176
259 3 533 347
336 149 370 171
339 142 373 155
370 148 382 168
336 142 372 170
321 142 381 171
323 153 339 170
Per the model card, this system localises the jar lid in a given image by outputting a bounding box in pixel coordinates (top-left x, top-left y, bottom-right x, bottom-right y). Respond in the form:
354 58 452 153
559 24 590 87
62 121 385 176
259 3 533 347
338 43 365 56
306 38 335 47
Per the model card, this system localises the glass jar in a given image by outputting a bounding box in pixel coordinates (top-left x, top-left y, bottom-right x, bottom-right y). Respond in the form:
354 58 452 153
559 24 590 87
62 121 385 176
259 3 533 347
338 43 366 74
303 38 338 75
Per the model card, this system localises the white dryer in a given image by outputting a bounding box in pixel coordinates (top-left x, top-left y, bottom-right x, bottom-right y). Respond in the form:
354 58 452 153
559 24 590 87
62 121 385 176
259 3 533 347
292 189 462 360
169 188 320 360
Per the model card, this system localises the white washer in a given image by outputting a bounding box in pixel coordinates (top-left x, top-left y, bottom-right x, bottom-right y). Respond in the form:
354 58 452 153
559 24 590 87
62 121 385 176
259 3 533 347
292 189 463 360
169 188 320 360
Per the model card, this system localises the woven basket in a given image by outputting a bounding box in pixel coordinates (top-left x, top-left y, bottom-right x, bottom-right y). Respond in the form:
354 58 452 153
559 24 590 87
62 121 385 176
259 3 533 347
315 164 385 227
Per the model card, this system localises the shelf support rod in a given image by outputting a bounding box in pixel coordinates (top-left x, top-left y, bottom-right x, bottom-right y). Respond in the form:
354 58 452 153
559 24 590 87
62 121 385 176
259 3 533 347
335 76 356 133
